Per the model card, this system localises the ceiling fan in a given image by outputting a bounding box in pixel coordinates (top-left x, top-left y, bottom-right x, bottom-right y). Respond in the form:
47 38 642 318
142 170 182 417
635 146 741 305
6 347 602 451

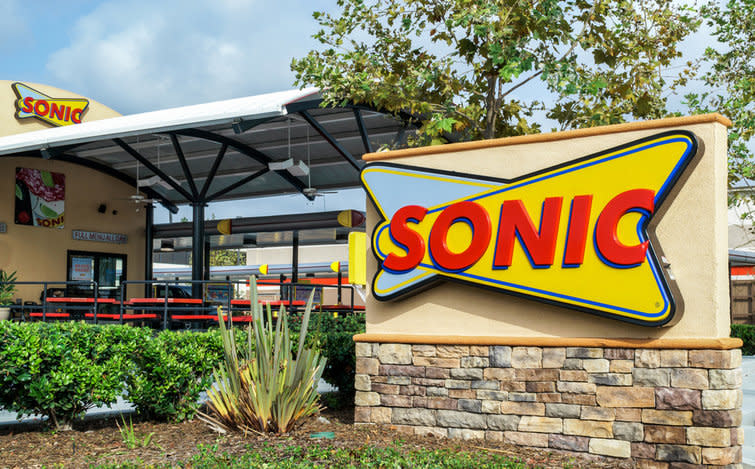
116 137 159 211
118 169 157 211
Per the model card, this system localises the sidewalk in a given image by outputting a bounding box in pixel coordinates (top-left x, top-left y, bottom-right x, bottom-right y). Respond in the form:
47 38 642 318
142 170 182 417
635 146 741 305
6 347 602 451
741 356 755 468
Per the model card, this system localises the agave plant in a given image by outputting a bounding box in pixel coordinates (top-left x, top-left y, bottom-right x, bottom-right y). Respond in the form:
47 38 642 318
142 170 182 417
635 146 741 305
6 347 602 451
200 276 326 434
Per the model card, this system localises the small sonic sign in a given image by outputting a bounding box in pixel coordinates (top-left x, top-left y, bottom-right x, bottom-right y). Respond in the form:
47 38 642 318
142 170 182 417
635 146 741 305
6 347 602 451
12 82 89 127
361 131 698 327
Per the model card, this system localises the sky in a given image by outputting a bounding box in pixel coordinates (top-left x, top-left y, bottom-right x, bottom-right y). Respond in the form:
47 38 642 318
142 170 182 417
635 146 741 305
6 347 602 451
3 0 334 114
1 0 716 223
1 0 361 222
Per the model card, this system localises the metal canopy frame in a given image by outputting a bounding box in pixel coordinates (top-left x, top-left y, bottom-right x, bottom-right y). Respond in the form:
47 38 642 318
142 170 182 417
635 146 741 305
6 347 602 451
0 88 410 295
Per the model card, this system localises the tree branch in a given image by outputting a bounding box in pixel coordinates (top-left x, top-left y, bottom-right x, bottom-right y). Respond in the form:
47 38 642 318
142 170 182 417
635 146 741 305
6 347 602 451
499 0 603 101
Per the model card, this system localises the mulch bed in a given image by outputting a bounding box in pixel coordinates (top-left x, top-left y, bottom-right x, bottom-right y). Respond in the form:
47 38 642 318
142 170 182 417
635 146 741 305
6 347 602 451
0 405 634 468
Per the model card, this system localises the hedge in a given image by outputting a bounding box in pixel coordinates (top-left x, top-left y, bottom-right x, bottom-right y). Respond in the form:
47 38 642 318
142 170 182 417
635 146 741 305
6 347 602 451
0 314 365 428
731 324 755 355
124 328 224 421
290 311 366 395
0 322 224 427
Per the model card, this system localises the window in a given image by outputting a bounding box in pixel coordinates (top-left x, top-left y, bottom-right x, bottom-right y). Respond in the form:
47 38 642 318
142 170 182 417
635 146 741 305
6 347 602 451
67 250 127 298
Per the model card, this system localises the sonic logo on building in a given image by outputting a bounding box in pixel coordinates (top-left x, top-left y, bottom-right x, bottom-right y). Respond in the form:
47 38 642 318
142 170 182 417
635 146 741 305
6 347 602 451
361 131 698 326
12 83 89 127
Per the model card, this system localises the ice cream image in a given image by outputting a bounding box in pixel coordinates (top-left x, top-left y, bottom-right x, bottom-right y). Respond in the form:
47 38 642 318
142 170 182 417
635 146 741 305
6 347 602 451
15 167 65 229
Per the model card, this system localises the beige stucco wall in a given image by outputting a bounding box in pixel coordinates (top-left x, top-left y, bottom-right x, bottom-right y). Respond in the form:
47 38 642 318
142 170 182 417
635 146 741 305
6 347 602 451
364 116 730 339
0 82 139 300
0 80 120 136
0 157 146 301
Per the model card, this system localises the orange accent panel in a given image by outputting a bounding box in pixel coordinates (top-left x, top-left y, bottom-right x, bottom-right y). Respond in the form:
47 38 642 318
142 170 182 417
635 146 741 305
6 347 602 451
352 334 743 350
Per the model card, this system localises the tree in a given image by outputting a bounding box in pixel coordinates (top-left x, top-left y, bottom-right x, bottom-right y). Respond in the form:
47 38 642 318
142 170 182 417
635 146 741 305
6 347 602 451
685 0 755 209
189 249 246 267
209 249 246 267
292 0 699 144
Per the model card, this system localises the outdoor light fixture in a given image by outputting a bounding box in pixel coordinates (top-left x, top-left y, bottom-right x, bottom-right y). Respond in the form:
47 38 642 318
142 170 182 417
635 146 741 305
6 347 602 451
231 118 256 134
287 160 309 177
231 118 243 134
268 158 310 176
268 158 294 171
138 174 176 190
160 239 175 252
243 234 257 247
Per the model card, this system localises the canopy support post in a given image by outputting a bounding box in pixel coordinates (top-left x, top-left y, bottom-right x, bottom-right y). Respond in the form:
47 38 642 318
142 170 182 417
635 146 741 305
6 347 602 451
292 230 299 284
145 204 154 298
192 202 206 299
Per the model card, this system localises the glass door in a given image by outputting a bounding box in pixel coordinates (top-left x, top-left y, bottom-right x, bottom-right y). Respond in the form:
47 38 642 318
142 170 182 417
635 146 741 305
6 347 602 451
67 250 127 298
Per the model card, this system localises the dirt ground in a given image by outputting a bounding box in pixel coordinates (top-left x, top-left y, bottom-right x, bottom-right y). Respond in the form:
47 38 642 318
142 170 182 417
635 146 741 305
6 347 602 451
0 405 634 468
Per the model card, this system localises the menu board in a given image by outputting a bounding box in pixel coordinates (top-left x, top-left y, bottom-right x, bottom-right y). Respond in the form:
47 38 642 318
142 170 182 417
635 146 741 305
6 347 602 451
70 256 94 282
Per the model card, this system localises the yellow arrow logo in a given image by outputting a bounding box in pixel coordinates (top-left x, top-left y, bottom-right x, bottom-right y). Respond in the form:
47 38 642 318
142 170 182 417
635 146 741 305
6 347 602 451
12 82 89 127
361 131 698 326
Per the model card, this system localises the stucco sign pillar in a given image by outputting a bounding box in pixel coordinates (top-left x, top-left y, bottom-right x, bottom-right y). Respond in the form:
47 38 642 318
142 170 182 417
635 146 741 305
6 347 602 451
354 114 742 467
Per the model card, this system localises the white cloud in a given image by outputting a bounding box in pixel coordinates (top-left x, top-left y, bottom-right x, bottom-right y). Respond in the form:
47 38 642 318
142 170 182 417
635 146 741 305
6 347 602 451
46 0 328 114
0 0 27 49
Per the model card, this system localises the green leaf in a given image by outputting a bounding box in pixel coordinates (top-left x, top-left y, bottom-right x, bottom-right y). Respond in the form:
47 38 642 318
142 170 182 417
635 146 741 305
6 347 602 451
15 184 22 200
39 205 58 218
40 171 54 188
291 0 699 142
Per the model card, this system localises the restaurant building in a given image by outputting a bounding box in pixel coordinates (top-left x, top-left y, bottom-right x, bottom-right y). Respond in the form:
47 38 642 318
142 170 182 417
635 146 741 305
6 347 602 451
0 81 403 303
0 81 145 300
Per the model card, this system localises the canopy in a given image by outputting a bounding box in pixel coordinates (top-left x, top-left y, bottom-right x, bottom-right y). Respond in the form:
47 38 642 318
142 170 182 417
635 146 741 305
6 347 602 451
0 88 407 212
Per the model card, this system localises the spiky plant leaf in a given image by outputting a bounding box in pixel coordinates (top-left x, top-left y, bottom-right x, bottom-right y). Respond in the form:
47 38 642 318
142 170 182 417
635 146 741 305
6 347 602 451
201 275 326 433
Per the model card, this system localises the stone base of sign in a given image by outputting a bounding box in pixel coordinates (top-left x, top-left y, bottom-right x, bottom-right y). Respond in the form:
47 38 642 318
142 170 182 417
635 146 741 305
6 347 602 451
354 341 743 468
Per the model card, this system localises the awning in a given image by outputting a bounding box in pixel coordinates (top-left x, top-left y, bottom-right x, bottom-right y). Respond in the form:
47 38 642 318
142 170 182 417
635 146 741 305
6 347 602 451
0 88 407 212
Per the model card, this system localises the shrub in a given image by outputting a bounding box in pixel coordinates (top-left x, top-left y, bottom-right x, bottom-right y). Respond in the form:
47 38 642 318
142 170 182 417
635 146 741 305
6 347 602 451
0 322 225 427
0 322 131 429
0 270 17 305
202 278 326 433
732 324 755 355
292 311 366 395
125 328 224 422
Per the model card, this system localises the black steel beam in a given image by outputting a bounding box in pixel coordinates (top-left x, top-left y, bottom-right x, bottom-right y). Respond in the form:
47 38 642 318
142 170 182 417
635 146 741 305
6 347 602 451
144 204 154 297
292 230 299 283
113 138 195 202
285 97 420 133
34 152 179 213
206 168 268 202
171 128 314 200
152 210 362 238
192 202 205 298
203 239 210 281
282 98 323 114
353 108 373 154
232 116 276 134
169 134 199 198
199 143 228 200
298 110 362 171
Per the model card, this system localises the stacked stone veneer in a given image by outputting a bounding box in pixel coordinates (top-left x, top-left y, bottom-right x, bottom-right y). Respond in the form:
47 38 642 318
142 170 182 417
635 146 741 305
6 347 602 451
354 343 743 467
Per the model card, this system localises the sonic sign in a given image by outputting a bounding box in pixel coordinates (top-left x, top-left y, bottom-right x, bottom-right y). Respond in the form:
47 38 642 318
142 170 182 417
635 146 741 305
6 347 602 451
362 131 698 327
12 83 89 127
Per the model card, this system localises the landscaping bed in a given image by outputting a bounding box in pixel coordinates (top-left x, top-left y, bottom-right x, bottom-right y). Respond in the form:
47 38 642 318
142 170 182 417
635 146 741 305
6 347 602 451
0 404 632 468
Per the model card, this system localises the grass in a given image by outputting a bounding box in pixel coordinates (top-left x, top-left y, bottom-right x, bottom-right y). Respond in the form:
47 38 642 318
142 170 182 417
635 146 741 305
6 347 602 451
116 416 155 450
93 442 545 468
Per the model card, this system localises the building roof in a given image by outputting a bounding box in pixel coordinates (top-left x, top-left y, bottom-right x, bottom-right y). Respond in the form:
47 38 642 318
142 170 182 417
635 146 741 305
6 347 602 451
0 88 406 212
